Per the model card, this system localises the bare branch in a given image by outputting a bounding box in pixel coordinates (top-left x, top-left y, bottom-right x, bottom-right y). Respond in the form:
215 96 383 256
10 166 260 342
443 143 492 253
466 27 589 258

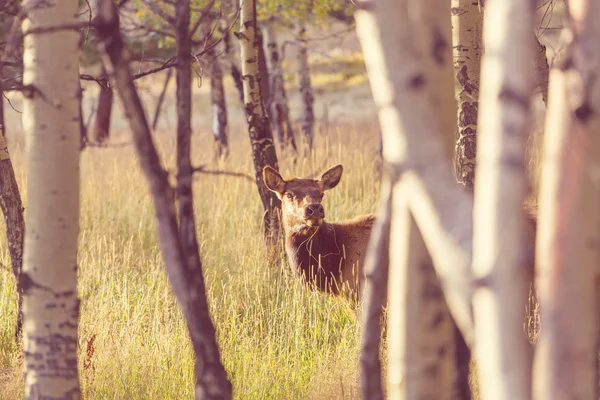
140 0 175 25
22 21 91 36
189 0 217 36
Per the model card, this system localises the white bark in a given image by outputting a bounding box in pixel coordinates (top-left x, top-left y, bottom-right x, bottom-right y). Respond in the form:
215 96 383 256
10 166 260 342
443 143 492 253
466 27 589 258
355 1 475 398
533 1 600 398
355 0 474 348
413 0 456 158
387 176 455 400
20 0 82 398
237 0 281 249
451 0 483 189
471 0 535 399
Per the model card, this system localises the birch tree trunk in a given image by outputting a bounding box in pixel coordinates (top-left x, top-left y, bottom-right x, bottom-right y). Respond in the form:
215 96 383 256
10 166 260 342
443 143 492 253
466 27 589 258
451 0 483 190
471 0 535 399
296 21 315 150
92 65 112 144
533 1 600 398
20 0 82 397
207 24 229 158
94 1 232 397
355 0 476 398
237 0 281 250
412 2 469 398
0 92 25 342
264 20 297 152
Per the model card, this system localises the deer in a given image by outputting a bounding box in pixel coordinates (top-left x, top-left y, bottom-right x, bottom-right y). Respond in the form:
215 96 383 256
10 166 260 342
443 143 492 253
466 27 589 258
263 164 375 299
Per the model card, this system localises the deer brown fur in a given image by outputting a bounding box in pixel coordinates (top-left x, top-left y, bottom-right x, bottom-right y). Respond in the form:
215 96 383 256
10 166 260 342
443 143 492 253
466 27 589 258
263 165 374 297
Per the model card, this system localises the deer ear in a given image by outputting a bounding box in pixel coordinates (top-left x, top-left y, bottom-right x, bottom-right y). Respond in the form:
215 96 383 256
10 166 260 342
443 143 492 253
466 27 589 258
262 166 286 195
318 164 343 191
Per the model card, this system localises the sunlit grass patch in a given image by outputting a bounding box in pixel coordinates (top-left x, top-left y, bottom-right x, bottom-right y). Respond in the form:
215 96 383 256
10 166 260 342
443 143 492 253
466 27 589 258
0 121 381 399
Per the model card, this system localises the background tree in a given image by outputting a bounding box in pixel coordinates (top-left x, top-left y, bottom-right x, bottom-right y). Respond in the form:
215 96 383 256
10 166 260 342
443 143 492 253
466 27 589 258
204 16 229 158
296 20 315 150
263 18 297 152
91 65 113 144
20 0 82 397
0 92 25 342
236 0 282 250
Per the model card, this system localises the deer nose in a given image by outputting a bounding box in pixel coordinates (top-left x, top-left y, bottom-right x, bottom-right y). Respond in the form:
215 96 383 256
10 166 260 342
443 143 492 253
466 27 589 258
305 204 324 219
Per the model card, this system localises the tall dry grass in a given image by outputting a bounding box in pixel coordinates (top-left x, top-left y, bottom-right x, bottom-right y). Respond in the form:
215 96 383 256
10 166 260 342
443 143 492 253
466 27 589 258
0 121 382 400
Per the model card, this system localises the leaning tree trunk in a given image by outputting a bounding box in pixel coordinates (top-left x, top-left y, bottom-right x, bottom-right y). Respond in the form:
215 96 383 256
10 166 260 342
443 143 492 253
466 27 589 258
533 0 600 398
471 0 535 398
94 1 233 397
452 0 483 190
296 21 315 150
206 21 229 158
20 0 82 397
263 20 297 152
0 90 25 342
92 65 113 144
237 0 281 250
355 0 477 398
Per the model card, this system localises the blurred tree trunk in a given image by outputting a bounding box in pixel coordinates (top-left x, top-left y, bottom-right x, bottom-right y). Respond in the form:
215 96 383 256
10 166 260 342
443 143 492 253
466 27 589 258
413 1 469 398
451 0 483 190
296 21 315 150
471 0 535 398
20 0 82 397
92 65 113 144
237 0 281 251
0 91 25 342
206 21 229 158
94 1 233 397
355 0 476 398
264 19 297 152
533 0 600 398
219 0 244 105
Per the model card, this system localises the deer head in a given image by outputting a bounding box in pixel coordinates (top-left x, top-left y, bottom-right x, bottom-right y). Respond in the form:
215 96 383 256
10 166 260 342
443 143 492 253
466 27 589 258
263 165 344 234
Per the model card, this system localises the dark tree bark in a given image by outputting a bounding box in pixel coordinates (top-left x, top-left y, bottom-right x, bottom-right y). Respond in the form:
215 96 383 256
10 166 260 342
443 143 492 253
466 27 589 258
236 0 281 251
94 2 232 398
92 65 113 144
264 20 297 152
359 176 392 400
296 21 315 150
0 91 25 342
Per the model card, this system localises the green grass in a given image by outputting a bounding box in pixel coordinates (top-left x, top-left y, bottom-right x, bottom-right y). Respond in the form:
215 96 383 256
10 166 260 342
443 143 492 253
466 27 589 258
0 122 382 399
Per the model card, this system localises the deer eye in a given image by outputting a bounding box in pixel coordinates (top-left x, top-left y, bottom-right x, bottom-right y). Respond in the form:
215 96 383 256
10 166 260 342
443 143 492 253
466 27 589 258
284 192 294 200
